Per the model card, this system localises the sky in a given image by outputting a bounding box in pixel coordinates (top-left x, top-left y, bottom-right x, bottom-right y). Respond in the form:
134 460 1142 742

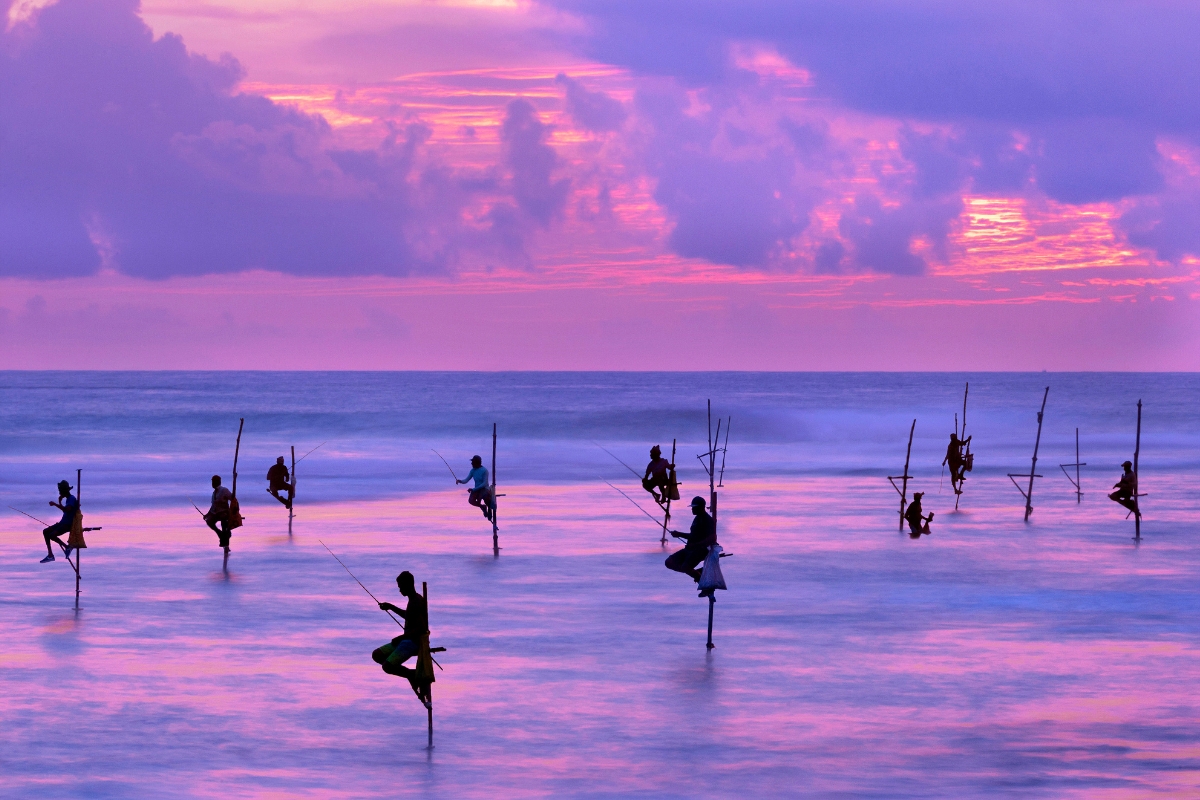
0 0 1197 369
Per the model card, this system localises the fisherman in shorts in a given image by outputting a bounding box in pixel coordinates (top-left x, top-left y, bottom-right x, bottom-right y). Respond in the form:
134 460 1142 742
666 496 717 583
266 456 294 509
456 455 493 521
642 445 674 505
205 475 234 551
40 480 78 563
372 571 430 706
1109 461 1140 517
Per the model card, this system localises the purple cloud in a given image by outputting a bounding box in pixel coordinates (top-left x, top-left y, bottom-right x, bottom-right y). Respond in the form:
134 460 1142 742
555 73 627 133
502 99 570 226
0 0 548 278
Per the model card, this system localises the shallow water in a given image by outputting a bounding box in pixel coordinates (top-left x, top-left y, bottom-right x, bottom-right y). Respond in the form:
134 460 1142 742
1 372 1198 797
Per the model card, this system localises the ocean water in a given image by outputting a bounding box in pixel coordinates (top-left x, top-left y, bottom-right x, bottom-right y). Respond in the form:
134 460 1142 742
0 372 1198 797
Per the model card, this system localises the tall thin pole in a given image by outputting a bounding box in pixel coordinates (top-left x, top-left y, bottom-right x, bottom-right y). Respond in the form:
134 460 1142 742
75 468 81 608
232 419 244 497
1134 400 1142 540
288 445 295 535
1025 388 1049 521
661 438 676 545
706 595 715 651
491 423 499 554
889 420 916 531
1080 429 1089 503
424 581 433 749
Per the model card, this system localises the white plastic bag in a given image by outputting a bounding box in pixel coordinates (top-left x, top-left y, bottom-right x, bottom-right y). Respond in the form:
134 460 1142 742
698 544 727 592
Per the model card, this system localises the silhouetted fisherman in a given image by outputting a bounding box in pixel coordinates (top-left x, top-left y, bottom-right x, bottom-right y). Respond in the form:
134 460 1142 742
266 456 294 509
456 455 493 520
1109 461 1140 517
943 433 971 494
642 445 674 505
666 496 717 584
205 475 234 552
372 570 430 706
40 480 78 563
904 491 934 538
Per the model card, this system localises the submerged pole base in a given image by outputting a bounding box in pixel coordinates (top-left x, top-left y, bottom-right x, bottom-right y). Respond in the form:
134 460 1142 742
427 702 434 749
706 595 715 650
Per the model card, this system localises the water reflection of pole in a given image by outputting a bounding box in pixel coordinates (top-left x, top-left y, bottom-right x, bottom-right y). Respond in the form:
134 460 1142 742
1008 387 1048 522
888 420 916 531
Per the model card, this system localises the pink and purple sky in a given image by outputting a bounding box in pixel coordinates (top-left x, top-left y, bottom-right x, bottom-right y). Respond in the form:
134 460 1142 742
1 0 1197 369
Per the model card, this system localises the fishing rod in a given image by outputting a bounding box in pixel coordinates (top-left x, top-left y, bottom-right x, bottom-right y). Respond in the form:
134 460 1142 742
601 478 663 528
593 442 642 481
8 506 50 527
319 540 402 628
186 497 207 520
431 449 460 482
296 442 326 465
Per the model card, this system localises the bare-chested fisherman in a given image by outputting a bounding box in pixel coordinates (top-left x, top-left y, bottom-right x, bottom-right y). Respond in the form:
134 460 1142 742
456 455 493 521
266 457 294 509
1109 461 1140 518
372 570 430 707
205 475 234 552
39 480 78 563
942 433 971 494
642 445 674 505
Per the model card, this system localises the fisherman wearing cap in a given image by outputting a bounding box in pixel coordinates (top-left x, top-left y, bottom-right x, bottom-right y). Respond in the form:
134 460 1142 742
642 445 674 505
1109 461 1140 517
904 492 933 537
205 475 234 551
266 456 294 509
456 455 493 521
665 496 717 582
39 480 79 563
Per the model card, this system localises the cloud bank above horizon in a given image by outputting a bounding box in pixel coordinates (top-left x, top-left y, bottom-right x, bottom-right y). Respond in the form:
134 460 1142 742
0 0 1196 369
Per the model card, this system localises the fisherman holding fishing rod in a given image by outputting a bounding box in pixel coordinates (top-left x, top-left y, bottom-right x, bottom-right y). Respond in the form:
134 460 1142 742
455 455 494 521
38 480 78 563
642 445 675 506
203 475 235 552
371 571 430 699
666 496 718 595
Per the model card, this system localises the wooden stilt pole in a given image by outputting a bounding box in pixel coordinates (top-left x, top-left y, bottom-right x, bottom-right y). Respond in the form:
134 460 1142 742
661 438 676 545
288 445 295 535
706 594 715 651
888 420 916 531
424 581 433 749
1134 400 1142 540
1059 428 1086 502
955 383 970 510
75 468 81 608
491 423 499 555
1007 387 1048 522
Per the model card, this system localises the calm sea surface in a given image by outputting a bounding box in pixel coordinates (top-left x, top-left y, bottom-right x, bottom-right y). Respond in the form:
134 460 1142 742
0 372 1198 797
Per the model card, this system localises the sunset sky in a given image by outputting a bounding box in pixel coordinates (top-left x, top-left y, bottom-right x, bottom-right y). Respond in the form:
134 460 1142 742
1 0 1197 369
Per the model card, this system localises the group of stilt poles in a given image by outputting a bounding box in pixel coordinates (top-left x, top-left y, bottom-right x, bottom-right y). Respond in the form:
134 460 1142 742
1008 387 1049 522
889 420 916 530
698 400 728 651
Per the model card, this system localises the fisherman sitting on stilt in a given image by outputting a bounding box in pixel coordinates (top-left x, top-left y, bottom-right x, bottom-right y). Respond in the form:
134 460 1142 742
666 496 718 595
1108 461 1140 518
266 456 294 509
40 480 78 563
943 434 971 495
642 445 674 506
904 492 934 538
372 570 431 708
456 455 493 521
205 475 234 553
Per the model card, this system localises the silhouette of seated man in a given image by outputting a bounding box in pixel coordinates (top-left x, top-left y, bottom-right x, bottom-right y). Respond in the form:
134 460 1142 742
943 434 971 494
266 457 294 509
456 455 493 521
642 445 674 505
666 496 717 589
1109 460 1140 517
205 475 234 551
904 492 934 538
40 480 78 563
372 570 431 707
